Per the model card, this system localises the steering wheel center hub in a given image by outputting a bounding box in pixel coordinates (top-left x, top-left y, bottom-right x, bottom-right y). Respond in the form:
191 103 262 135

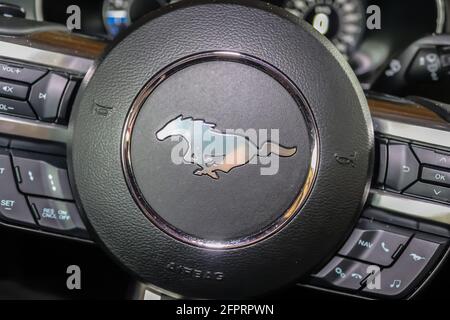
70 1 372 298
123 52 318 249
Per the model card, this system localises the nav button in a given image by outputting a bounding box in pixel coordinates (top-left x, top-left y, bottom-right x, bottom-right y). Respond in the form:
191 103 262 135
339 228 411 267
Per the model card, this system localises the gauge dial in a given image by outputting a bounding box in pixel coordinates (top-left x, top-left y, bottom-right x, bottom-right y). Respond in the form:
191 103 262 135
284 0 365 55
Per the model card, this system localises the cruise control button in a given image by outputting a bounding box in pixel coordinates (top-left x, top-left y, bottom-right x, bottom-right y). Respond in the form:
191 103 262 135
0 97 36 118
385 143 419 191
314 257 371 290
405 181 450 203
339 228 411 266
412 146 450 170
29 72 68 122
363 237 444 298
421 167 450 187
0 152 35 227
0 62 46 83
12 151 73 200
29 197 87 238
0 80 29 100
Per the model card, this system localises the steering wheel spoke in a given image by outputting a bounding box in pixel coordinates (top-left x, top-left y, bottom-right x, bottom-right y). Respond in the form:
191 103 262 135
0 31 104 242
304 93 450 299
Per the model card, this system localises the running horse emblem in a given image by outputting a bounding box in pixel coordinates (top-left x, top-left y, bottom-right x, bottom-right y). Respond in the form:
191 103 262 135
156 115 297 179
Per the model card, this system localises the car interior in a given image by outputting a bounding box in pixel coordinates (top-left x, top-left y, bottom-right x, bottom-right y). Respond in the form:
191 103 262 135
0 0 450 301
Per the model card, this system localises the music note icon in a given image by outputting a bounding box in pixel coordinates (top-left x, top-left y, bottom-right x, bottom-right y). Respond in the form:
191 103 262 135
390 279 402 289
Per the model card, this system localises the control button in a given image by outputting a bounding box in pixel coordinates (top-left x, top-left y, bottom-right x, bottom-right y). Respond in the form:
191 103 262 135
12 152 73 200
29 72 68 122
0 80 29 100
412 146 450 170
314 257 371 290
29 197 87 238
407 48 442 83
363 237 443 298
0 62 46 84
375 139 388 186
339 228 411 266
421 167 450 187
385 143 420 191
404 181 450 203
0 152 35 227
0 97 36 118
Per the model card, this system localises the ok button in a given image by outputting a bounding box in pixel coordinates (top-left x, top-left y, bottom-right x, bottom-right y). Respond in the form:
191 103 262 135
339 225 412 266
422 167 450 187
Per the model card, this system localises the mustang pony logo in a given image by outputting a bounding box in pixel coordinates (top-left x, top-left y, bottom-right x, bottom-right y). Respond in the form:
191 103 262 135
156 115 297 179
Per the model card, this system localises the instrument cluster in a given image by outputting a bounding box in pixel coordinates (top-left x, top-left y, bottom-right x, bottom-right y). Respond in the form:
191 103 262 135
40 0 446 80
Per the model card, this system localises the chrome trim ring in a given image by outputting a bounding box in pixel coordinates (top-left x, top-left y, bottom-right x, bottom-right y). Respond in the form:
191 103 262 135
121 51 320 250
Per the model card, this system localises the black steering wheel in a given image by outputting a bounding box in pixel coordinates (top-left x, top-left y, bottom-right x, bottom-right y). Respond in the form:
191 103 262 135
0 0 449 299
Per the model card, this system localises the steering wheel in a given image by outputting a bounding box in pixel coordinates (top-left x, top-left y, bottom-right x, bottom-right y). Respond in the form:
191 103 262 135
0 0 449 299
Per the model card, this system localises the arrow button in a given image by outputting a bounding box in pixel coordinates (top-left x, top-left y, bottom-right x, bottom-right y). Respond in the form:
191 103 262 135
405 182 450 203
412 146 450 170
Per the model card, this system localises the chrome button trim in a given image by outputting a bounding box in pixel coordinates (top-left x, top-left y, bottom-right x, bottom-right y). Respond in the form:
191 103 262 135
0 113 68 144
372 117 450 149
369 190 450 225
0 41 93 74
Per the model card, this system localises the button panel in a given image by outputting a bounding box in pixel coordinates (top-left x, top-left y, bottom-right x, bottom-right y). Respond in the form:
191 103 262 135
0 60 79 123
0 148 87 240
310 136 450 299
376 139 450 204
363 236 443 298
311 217 448 298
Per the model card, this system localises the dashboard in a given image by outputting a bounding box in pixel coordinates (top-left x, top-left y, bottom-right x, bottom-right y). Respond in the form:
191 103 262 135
36 0 446 82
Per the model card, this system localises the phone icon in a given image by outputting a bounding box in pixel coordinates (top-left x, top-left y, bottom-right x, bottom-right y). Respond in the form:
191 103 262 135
351 273 362 280
381 242 390 253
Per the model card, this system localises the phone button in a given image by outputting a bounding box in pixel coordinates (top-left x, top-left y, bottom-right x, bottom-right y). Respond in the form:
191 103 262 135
313 257 372 291
339 227 412 267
